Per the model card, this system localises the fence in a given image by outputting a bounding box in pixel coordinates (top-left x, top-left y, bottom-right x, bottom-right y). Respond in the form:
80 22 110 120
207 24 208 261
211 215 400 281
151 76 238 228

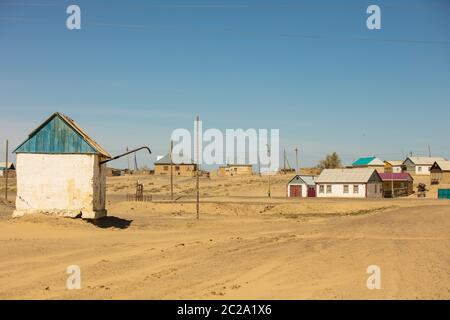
126 180 152 202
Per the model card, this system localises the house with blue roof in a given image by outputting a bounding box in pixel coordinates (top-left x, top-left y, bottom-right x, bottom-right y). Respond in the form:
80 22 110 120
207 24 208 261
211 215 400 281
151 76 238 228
351 156 385 173
13 112 111 219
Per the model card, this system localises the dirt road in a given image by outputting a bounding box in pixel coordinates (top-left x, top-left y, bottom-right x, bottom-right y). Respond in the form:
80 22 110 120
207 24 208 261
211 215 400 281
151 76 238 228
0 201 449 299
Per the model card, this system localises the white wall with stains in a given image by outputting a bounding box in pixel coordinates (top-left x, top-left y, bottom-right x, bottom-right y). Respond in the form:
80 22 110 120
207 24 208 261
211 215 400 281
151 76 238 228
13 153 107 219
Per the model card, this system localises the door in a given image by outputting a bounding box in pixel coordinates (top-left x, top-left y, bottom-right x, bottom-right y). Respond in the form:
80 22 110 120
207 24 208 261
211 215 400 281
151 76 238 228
289 185 302 197
307 186 316 197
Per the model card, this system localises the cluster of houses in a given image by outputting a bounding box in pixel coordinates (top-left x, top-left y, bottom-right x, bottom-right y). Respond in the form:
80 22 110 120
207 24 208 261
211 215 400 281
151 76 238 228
287 156 450 199
4 112 450 221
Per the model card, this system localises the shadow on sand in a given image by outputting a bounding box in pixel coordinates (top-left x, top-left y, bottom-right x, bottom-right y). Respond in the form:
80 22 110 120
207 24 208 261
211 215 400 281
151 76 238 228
89 216 133 229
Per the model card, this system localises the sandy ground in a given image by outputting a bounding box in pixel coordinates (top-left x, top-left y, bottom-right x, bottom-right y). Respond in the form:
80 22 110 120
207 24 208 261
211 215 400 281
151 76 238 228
0 174 449 299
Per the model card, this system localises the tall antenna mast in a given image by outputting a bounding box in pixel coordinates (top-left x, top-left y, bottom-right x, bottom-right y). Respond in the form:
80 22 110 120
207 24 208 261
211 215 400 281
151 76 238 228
196 115 200 219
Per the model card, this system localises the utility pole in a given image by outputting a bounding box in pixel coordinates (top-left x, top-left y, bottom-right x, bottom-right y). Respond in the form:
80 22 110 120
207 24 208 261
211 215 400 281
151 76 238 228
428 145 431 157
169 140 173 201
126 147 130 171
134 152 138 171
4 140 8 201
294 147 299 174
267 144 271 198
196 115 200 219
283 148 286 171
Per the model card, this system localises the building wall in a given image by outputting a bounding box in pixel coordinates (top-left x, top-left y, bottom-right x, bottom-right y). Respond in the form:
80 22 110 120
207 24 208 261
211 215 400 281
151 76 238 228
415 165 432 175
154 163 196 176
403 159 431 175
13 153 106 219
366 182 383 198
93 156 108 213
431 171 450 185
316 183 367 198
392 166 403 173
316 182 383 198
384 164 402 173
441 172 450 184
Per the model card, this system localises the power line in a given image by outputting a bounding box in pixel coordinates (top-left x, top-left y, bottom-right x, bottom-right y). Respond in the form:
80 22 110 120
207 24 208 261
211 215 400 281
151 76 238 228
1 16 449 45
1 2 449 10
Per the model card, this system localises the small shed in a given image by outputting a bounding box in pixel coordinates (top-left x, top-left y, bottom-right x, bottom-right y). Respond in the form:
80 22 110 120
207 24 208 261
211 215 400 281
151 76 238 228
13 112 111 219
430 161 450 185
286 175 316 198
378 172 414 198
315 168 383 198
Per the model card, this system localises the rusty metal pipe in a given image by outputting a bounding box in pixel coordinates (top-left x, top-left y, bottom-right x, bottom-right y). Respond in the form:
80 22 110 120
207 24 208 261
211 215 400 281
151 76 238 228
100 146 152 165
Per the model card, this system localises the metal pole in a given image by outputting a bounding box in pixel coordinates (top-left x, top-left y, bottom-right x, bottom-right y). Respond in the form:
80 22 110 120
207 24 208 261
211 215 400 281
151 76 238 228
196 116 200 219
126 147 130 171
170 140 173 201
295 147 299 174
267 144 271 197
5 140 8 201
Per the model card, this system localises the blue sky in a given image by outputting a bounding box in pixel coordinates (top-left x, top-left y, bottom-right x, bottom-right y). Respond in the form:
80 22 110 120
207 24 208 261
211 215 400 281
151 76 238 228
0 0 449 169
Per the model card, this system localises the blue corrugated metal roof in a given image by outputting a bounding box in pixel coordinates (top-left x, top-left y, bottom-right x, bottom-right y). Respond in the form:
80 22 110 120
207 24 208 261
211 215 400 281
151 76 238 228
352 156 376 166
14 113 109 156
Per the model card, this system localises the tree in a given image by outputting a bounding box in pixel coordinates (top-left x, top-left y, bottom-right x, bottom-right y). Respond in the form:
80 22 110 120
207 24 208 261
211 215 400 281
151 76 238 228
318 152 342 169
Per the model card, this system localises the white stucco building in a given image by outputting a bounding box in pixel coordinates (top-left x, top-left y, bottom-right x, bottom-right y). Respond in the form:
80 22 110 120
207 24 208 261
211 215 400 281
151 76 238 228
315 168 383 198
13 112 111 219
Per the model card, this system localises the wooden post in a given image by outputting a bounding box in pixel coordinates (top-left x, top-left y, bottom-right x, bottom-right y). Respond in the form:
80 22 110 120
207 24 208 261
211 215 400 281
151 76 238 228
295 147 299 174
196 115 200 219
391 172 395 199
4 140 8 201
170 140 173 201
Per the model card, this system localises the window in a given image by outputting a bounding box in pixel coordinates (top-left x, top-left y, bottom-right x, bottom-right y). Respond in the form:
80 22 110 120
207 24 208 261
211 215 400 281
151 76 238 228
175 166 180 171
344 185 349 194
319 185 324 193
375 184 378 193
326 185 332 193
353 185 359 193
163 166 169 171
418 166 422 172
